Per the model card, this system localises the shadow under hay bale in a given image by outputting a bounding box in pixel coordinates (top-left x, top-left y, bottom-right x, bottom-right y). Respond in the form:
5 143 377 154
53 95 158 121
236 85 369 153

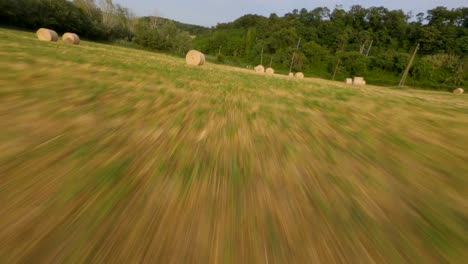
62 33 80 45
265 68 274 75
453 88 464 94
36 28 58 42
186 50 205 66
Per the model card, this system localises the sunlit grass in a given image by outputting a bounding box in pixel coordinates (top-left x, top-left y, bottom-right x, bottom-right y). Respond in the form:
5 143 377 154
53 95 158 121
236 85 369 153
0 28 467 263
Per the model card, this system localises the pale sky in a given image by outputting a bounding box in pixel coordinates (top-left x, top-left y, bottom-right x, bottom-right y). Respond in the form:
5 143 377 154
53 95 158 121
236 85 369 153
113 0 467 26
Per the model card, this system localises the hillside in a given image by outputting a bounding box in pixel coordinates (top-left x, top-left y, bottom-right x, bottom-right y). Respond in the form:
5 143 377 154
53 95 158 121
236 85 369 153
2 1 466 90
194 7 468 90
0 28 467 263
142 16 210 36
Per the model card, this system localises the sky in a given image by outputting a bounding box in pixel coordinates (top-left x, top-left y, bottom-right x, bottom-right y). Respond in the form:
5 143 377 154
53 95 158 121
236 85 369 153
113 0 467 26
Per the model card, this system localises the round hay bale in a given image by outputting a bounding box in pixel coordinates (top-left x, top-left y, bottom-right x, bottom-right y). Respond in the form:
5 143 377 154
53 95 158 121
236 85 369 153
62 33 80 45
265 68 274 75
345 78 353 84
453 88 464 94
36 28 58 42
295 72 304 79
186 50 205 66
353 77 365 86
288 72 294 77
254 65 265 73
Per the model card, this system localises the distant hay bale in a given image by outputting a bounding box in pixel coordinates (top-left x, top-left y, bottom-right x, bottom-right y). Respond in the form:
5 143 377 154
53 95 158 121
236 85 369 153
186 50 205 66
265 68 274 75
345 78 353 84
453 88 464 94
353 77 365 86
295 72 304 79
288 72 294 77
36 28 58 42
254 65 265 73
62 33 80 45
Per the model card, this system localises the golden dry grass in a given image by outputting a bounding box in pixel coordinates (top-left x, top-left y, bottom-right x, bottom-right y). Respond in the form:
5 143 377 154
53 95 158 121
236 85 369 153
0 28 467 263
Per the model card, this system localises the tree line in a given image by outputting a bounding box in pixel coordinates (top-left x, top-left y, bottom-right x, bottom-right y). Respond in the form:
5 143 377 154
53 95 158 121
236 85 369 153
1 1 466 89
0 0 200 54
1 0 132 40
194 6 468 89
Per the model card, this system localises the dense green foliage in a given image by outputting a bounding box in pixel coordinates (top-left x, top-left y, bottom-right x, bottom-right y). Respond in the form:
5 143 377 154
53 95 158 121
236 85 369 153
1 1 466 89
162 18 210 36
194 6 468 89
0 0 200 54
132 17 193 55
0 0 133 40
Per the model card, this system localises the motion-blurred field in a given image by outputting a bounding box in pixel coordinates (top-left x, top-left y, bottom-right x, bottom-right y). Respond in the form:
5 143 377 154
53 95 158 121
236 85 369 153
0 28 467 263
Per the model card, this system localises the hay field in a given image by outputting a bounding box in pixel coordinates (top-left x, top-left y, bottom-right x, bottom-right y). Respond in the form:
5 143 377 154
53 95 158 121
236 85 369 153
0 28 467 263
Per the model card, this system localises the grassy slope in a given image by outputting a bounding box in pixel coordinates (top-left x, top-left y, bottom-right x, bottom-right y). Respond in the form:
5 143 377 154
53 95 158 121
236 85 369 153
0 28 467 263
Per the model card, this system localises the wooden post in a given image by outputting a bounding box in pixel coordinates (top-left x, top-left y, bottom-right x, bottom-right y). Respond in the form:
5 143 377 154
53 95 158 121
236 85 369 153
289 38 301 74
260 47 264 65
366 40 373 56
399 44 420 87
360 40 368 54
332 59 341 80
